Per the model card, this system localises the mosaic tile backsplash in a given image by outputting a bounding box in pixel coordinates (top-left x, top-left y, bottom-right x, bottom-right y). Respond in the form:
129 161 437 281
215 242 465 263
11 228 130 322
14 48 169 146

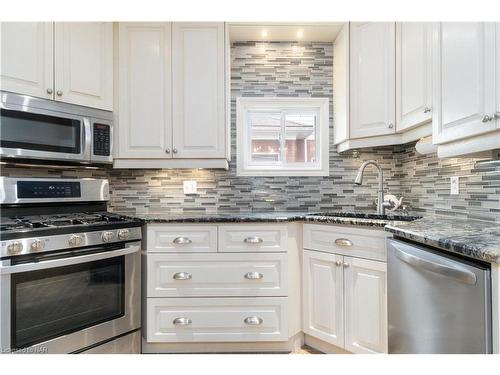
1 42 499 222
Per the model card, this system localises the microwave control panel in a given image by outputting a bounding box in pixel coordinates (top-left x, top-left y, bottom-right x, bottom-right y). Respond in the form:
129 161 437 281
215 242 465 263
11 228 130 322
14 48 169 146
93 123 111 156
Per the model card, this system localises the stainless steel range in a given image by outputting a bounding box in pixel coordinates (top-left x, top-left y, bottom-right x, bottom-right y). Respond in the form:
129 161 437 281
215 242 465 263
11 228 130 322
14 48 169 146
0 177 142 354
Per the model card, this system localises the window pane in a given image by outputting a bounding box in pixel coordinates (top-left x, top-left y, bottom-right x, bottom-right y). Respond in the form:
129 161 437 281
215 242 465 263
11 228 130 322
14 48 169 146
248 112 282 162
284 113 317 164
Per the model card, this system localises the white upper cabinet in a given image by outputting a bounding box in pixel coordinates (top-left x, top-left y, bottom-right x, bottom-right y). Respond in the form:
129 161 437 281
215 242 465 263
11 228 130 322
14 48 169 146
0 22 53 99
302 250 344 347
117 22 172 158
349 22 396 139
496 22 500 129
172 23 226 158
432 22 497 144
396 23 432 132
343 256 387 354
54 23 113 110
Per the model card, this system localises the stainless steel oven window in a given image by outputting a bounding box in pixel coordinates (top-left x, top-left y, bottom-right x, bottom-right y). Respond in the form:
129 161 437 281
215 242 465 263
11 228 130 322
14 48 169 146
11 255 125 350
0 242 141 354
0 108 82 154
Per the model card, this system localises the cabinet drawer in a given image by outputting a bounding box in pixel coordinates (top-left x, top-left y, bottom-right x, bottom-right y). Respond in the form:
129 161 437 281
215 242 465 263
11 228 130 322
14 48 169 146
146 297 288 342
146 225 217 253
303 224 389 261
146 253 287 297
218 225 287 253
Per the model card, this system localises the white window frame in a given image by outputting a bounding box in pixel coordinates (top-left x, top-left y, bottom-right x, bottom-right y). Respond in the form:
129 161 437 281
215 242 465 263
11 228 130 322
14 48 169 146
236 97 329 176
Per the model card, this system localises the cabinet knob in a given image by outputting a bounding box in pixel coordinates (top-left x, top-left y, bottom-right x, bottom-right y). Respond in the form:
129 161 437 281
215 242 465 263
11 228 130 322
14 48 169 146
388 123 394 129
335 238 353 247
244 271 264 280
173 237 192 245
423 107 432 113
165 148 170 154
343 262 350 268
173 317 192 326
494 112 500 120
56 90 63 96
173 272 192 280
244 317 263 326
243 236 263 244
172 148 178 154
46 88 53 95
335 260 343 267
482 115 492 123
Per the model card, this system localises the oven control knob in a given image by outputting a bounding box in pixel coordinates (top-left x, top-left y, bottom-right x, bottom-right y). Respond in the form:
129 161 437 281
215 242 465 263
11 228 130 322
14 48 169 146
117 229 131 240
101 231 115 243
30 239 44 252
7 241 23 255
69 234 83 247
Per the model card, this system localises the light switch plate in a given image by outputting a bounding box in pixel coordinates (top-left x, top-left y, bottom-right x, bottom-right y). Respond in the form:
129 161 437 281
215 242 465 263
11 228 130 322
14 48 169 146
450 176 459 195
183 180 197 195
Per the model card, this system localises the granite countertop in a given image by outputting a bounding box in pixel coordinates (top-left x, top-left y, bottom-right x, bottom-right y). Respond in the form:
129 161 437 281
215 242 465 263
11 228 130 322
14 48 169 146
115 210 500 263
116 211 419 228
385 217 500 264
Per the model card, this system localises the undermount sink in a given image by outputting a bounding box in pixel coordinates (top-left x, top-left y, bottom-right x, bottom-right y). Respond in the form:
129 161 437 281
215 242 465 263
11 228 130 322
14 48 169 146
307 212 421 222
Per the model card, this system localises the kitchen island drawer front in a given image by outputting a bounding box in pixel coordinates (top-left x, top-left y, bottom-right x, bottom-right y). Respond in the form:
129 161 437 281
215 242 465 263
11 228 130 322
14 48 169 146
146 297 288 342
147 253 288 297
218 225 288 253
303 224 389 261
146 225 217 253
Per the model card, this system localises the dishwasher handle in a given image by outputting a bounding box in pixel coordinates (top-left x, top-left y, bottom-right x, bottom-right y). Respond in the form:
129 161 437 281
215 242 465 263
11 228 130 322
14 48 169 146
393 247 477 285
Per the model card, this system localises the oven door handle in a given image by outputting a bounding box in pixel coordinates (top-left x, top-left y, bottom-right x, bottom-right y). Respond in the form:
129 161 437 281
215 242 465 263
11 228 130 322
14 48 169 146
0 243 140 275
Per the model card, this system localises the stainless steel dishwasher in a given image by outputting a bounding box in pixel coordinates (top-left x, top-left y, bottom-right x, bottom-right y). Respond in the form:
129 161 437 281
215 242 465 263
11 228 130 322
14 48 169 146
387 238 492 354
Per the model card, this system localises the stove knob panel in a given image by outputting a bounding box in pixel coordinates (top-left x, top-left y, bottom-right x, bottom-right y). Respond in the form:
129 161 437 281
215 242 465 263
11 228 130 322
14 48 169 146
101 231 115 243
30 239 44 252
117 229 131 240
7 241 23 255
69 235 84 247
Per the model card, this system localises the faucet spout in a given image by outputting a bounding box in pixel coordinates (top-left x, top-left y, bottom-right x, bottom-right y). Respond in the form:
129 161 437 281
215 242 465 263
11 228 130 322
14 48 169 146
353 160 387 215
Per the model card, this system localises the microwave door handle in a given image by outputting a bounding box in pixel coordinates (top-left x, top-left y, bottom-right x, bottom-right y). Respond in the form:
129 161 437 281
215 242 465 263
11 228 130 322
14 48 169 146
83 118 92 161
393 246 477 285
0 243 140 275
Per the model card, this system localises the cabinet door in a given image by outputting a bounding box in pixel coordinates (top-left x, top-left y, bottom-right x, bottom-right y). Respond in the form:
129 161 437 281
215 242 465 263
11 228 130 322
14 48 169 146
117 23 172 158
172 23 226 158
350 22 396 138
344 256 387 354
496 22 500 130
396 22 432 132
0 22 53 99
54 22 113 110
302 250 344 347
432 23 497 144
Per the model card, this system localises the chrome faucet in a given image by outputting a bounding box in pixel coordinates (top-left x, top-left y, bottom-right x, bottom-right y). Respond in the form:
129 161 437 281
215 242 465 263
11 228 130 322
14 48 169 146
354 160 391 215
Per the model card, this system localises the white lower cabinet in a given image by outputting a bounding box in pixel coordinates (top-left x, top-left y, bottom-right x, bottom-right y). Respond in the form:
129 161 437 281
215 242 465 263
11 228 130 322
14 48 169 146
344 256 387 354
302 225 388 354
147 252 288 297
143 223 293 349
302 250 344 347
146 297 288 343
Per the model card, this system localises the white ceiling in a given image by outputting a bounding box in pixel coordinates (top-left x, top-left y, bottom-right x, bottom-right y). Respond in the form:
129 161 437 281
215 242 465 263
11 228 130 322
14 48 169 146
229 23 345 43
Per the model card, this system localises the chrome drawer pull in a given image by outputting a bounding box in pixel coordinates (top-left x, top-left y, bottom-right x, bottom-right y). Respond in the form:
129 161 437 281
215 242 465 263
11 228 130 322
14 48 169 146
244 317 263 325
173 272 192 280
173 317 192 326
173 237 192 245
335 238 353 247
244 271 263 280
243 236 263 244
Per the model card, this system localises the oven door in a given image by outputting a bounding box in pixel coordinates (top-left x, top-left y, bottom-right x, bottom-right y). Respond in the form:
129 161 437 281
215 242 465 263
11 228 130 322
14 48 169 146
0 241 140 354
0 102 91 164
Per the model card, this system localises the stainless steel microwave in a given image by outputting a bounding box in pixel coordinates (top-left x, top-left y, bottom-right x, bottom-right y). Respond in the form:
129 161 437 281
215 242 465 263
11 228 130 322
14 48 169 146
0 91 113 165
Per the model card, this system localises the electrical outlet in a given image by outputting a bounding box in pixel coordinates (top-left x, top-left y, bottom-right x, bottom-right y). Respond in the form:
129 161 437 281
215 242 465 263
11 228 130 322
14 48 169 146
450 176 459 195
183 180 197 195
